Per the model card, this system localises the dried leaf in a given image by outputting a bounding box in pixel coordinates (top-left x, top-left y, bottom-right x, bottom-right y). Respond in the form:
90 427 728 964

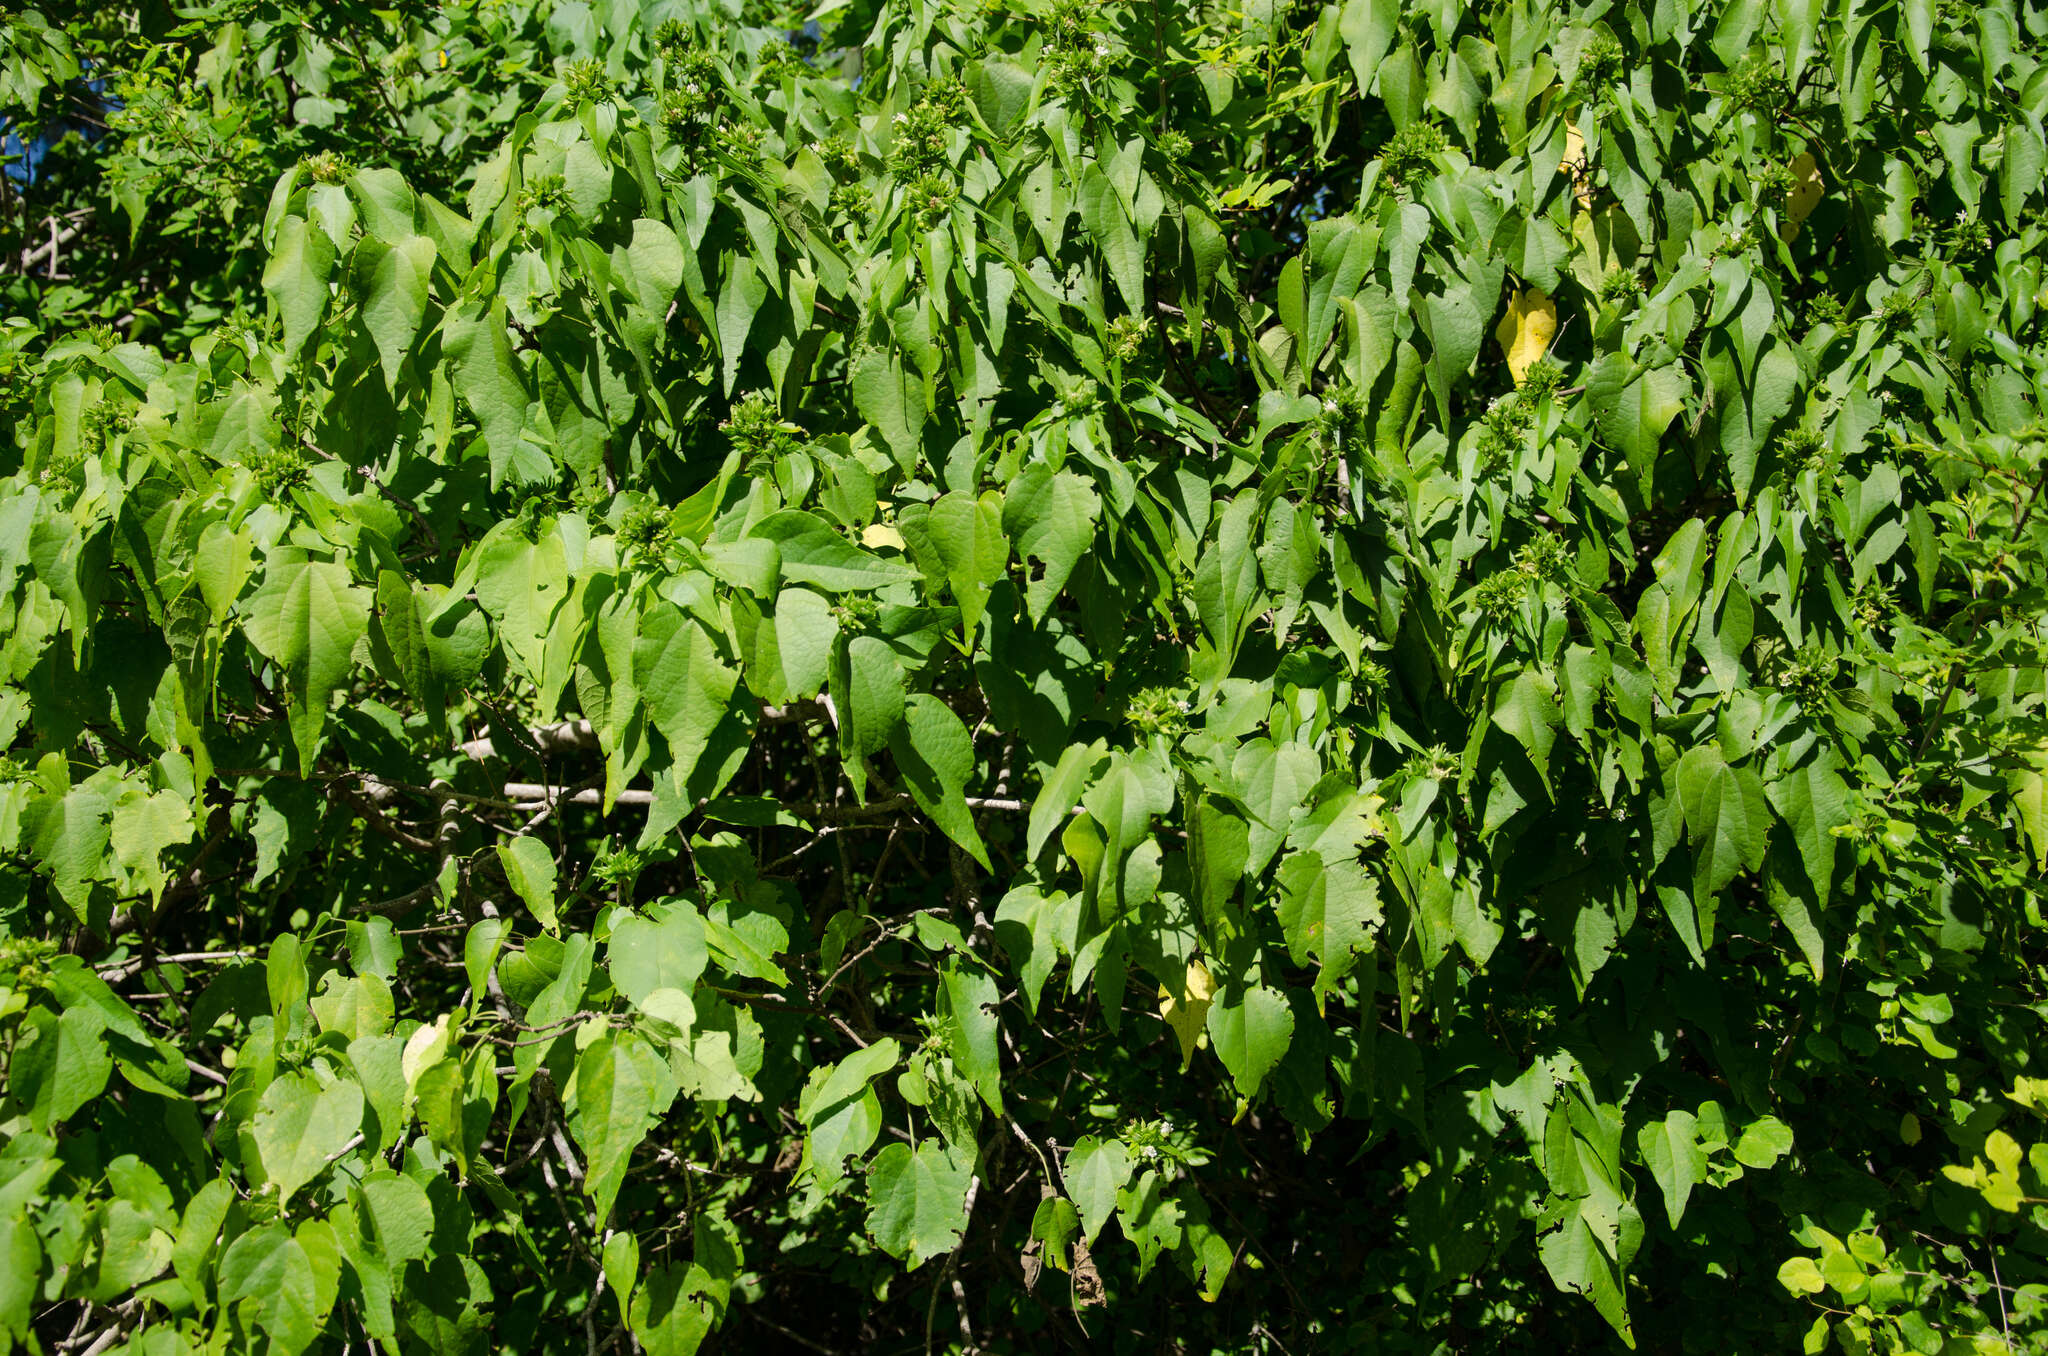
1071 1237 1105 1308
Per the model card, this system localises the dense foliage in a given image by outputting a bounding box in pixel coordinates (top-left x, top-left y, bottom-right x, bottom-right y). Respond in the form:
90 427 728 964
3 0 2047 1351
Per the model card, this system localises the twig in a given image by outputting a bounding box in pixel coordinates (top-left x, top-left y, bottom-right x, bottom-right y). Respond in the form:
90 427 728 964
362 881 438 917
99 949 254 980
746 1311 842 1354
926 1174 983 1355
14 211 88 274
589 1228 618 1356
506 781 626 808
183 1058 229 1088
458 720 599 762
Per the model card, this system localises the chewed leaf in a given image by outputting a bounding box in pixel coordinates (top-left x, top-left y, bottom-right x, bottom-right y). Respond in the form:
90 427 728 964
1496 287 1558 386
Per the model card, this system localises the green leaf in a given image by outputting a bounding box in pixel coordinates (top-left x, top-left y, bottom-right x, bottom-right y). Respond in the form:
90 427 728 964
263 215 335 356
1230 740 1321 880
851 352 926 469
1587 353 1689 481
939 962 1003 1114
608 902 709 1012
357 1170 434 1263
0 1212 41 1336
1732 1116 1794 1169
890 695 990 870
250 1071 365 1208
1079 163 1145 311
744 587 838 704
1767 760 1849 905
473 524 568 692
1537 1199 1636 1348
1637 1111 1706 1229
630 1217 734 1356
13 1005 111 1130
1275 851 1381 1009
1002 466 1100 623
1776 1255 1826 1295
1029 1195 1081 1273
750 511 919 592
1491 668 1561 795
715 254 768 395
1193 495 1262 668
841 635 906 760
569 1032 674 1223
20 775 114 915
1339 0 1400 97
925 491 1009 634
1115 1169 1186 1278
218 1224 319 1356
864 1140 974 1268
1206 983 1294 1099
799 1040 900 1189
1063 1135 1131 1244
240 550 370 773
1675 746 1771 898
2006 755 2047 871
109 787 194 903
495 836 559 934
633 603 740 788
355 234 436 389
625 218 685 313
442 298 542 486
1029 740 1105 860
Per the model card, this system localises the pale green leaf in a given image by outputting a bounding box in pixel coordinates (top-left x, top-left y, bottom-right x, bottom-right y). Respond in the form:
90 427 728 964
249 1072 365 1208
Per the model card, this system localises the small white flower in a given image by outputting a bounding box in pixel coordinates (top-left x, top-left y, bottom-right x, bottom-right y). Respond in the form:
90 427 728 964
1322 399 1339 415
893 113 908 124
1094 42 1110 57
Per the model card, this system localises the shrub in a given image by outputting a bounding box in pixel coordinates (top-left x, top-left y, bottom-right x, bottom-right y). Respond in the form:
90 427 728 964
1 1 2045 1352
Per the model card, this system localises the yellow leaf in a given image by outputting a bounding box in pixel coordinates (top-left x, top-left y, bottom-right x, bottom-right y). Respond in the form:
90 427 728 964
1780 152 1823 242
862 522 906 550
1559 121 1593 208
1156 959 1214 1072
1495 287 1558 386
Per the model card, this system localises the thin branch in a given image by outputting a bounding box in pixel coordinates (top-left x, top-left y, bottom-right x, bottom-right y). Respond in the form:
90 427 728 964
99 949 255 980
746 1311 842 1355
